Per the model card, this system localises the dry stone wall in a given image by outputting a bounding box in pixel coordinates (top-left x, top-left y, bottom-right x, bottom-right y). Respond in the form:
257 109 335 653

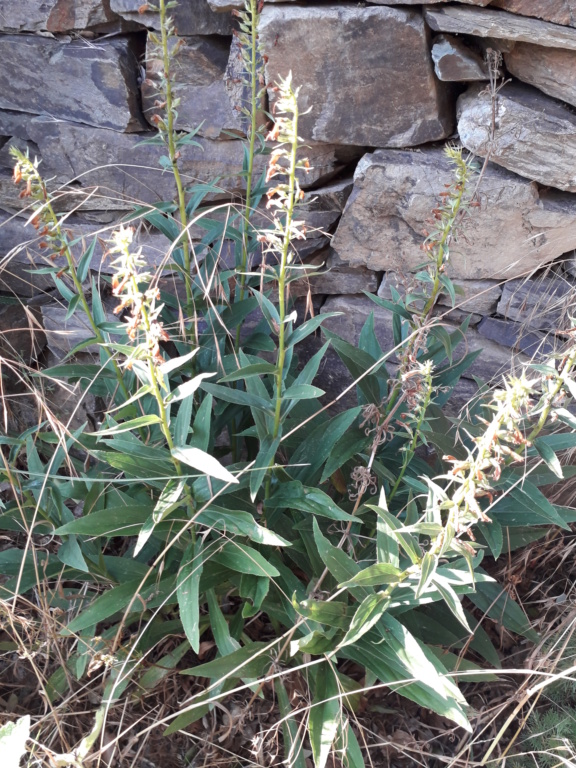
2 0 576 407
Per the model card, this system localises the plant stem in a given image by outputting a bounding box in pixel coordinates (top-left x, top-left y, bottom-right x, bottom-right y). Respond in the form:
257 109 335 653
37 180 131 403
234 0 259 354
272 122 298 440
158 0 196 342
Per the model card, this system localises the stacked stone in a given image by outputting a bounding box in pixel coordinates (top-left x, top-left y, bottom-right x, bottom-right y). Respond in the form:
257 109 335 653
2 0 576 404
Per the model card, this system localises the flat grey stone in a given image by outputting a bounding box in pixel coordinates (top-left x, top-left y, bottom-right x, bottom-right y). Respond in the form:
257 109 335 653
491 0 576 27
375 0 492 3
259 5 453 147
497 275 574 331
433 306 483 325
0 302 45 363
0 0 120 32
207 0 493 8
110 0 233 35
0 35 146 132
431 34 488 81
223 35 267 139
424 4 576 50
332 147 576 280
291 248 378 298
42 299 116 356
477 315 555 357
0 110 35 140
142 36 242 138
26 117 358 207
378 271 502 315
0 210 59 298
458 82 576 191
0 209 172 297
505 43 576 108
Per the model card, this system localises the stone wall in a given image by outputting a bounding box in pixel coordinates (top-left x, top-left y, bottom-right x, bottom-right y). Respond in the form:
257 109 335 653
2 0 576 403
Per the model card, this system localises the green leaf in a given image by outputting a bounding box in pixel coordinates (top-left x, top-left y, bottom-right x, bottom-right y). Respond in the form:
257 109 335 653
296 598 349 629
218 362 277 382
325 334 384 404
477 518 503 559
321 432 367 484
201 381 273 413
467 580 538 642
189 393 212 452
426 647 498 684
172 446 238 484
344 634 470 731
501 526 548 553
91 276 106 326
139 641 190 691
291 408 362 483
64 292 81 321
366 503 421 565
239 574 269 616
337 721 365 768
165 372 215 403
134 478 186 556
158 348 199 375
337 592 390 649
266 481 356 522
0 715 30 768
207 589 240 656
97 415 162 436
364 293 413 320
554 407 576 430
197 506 289 547
339 563 402 588
309 663 340 768
287 313 339 347
499 482 569 530
64 579 146 634
212 541 280 578
249 435 280 502
431 576 472 632
181 641 271 679
54 275 76 302
76 237 98 283
38 363 116 381
275 679 307 768
416 553 438 599
380 611 469 714
313 520 368 600
178 539 204 654
532 437 563 479
174 389 193 446
375 490 400 568
58 536 89 573
283 383 325 400
439 274 457 307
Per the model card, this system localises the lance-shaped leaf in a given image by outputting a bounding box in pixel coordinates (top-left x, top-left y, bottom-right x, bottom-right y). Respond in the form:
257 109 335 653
337 592 390 650
309 663 340 768
172 446 238 484
134 478 187 556
178 539 204 654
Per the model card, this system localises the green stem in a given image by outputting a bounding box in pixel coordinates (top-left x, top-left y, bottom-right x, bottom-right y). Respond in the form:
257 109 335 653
421 182 466 319
127 275 177 459
158 0 196 344
40 187 131 403
234 0 259 354
272 120 299 440
528 346 576 443
388 373 433 504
